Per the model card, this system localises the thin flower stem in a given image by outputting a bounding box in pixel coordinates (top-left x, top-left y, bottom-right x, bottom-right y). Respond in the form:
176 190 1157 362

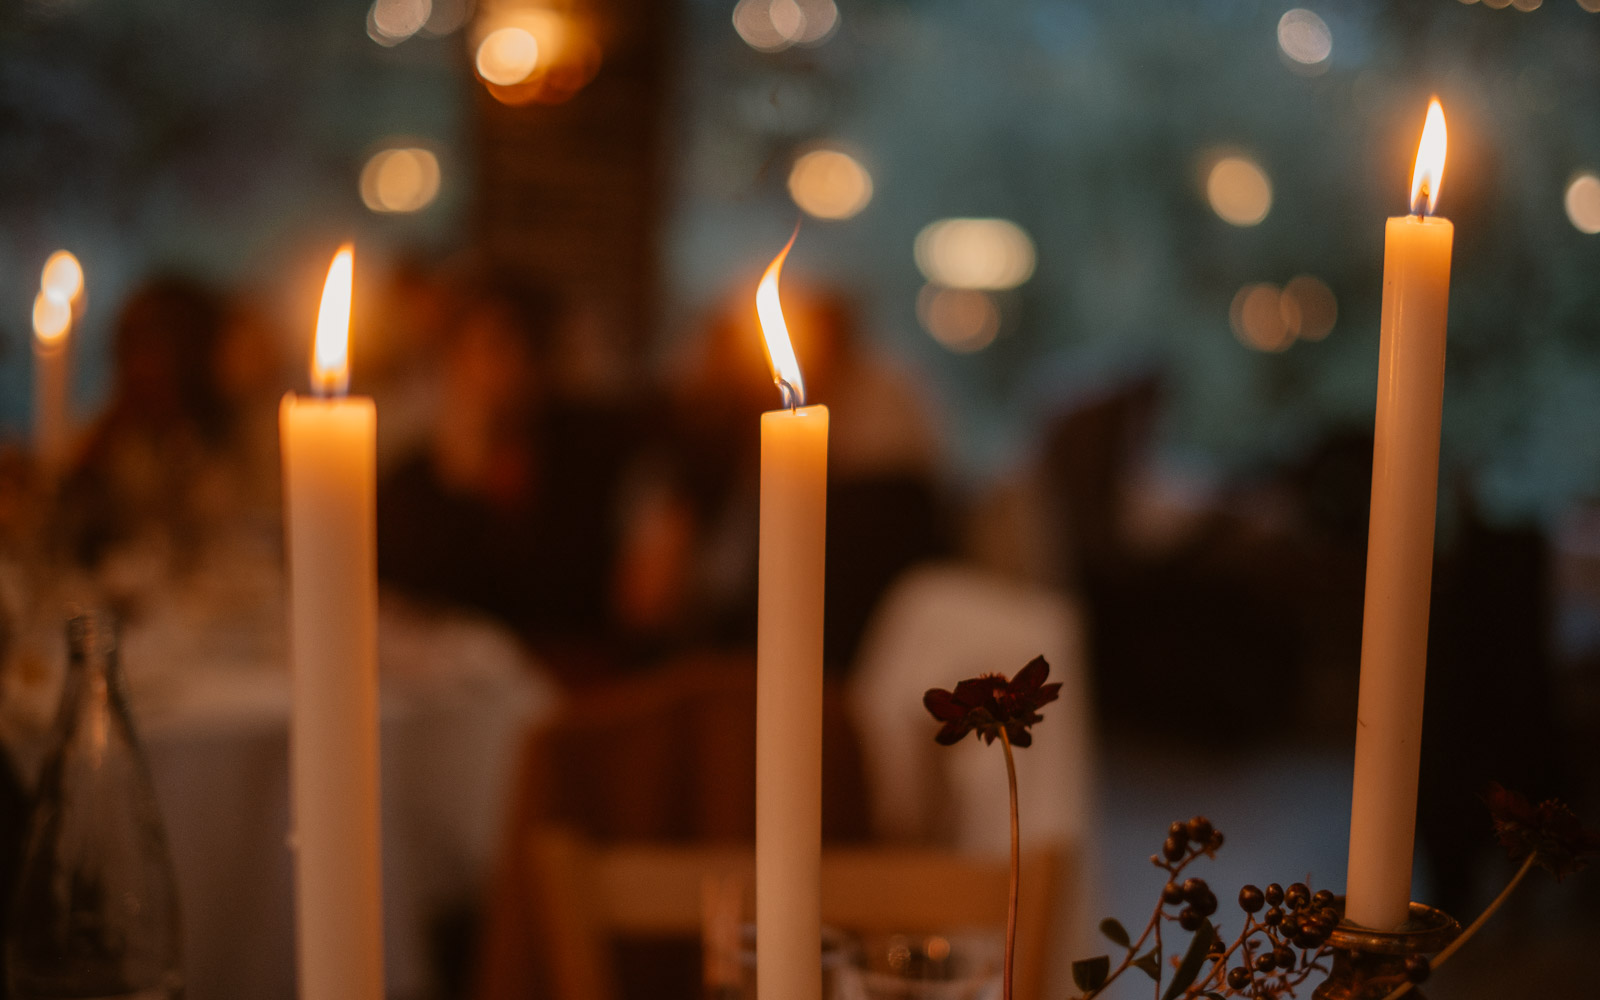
1375 853 1538 1000
1000 730 1019 1000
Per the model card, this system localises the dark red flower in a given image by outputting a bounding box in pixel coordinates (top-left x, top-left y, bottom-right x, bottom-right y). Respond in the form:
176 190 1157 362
923 655 1061 748
1486 782 1600 880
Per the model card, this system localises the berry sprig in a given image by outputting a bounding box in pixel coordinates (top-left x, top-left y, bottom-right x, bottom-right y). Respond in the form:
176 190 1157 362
1069 817 1351 999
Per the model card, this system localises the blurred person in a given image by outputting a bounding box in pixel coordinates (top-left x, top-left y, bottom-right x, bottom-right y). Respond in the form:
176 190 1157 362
377 270 647 672
54 276 231 574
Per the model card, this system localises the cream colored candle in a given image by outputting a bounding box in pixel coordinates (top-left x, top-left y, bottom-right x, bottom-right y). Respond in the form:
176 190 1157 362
32 251 82 476
1346 100 1453 932
280 245 384 1000
754 233 829 1000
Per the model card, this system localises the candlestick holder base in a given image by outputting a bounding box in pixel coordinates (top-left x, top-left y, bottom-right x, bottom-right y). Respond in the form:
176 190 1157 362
1312 900 1459 1000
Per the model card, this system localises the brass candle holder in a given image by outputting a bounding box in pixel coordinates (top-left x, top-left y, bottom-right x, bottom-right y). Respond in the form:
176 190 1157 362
1312 900 1459 1000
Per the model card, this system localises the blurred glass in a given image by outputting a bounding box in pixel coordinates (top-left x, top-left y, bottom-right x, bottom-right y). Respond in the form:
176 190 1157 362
835 933 1002 1000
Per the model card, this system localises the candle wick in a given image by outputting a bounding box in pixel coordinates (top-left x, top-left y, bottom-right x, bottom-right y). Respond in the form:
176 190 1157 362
777 377 803 412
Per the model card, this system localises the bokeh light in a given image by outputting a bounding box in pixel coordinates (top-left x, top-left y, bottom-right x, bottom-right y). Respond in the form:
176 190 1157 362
1230 283 1291 352
1566 172 1600 234
787 148 873 220
360 147 442 213
917 285 1000 353
1581 0 1600 12
913 218 1036 290
32 291 70 344
40 250 84 304
476 25 540 85
1205 155 1273 227
368 0 432 46
1282 275 1337 341
1511 0 1542 10
1277 9 1332 69
732 0 839 52
423 0 472 36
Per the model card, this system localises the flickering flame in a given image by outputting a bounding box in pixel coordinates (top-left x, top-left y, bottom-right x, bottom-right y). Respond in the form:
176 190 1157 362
1409 98 1447 216
756 229 805 408
312 244 355 395
41 251 84 305
32 291 70 346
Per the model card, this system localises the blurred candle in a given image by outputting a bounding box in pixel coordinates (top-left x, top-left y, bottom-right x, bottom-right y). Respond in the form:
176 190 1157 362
279 245 384 1000
755 232 828 1000
31 288 72 476
1346 99 1453 932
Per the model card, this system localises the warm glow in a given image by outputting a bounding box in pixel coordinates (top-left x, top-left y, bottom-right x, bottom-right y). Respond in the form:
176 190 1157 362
1282 275 1338 341
476 26 540 85
359 147 442 213
916 285 999 353
1564 172 1600 234
756 231 805 406
1409 99 1448 216
313 245 355 395
32 291 71 346
1277 9 1332 68
41 250 84 304
368 0 432 45
913 218 1036 291
1230 283 1292 352
787 149 873 220
733 0 839 52
1206 155 1273 226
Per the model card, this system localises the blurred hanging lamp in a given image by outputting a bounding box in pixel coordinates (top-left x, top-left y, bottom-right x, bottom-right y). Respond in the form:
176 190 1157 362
471 0 602 105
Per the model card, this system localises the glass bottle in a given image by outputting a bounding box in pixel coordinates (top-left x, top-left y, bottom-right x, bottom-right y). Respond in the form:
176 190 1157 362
6 611 183 1000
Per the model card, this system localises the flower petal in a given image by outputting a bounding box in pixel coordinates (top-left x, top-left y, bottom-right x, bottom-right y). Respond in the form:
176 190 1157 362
1010 655 1050 694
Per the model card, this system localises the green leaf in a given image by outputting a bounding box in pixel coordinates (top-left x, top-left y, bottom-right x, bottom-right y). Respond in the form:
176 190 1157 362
1098 917 1131 949
1161 919 1215 1000
1072 955 1111 993
1133 948 1161 981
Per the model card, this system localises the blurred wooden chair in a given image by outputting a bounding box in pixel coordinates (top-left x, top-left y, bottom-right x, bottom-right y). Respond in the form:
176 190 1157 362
526 826 1062 1000
473 654 871 1000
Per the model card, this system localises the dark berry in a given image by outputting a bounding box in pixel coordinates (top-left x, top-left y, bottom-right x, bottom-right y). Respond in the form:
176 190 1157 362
1264 906 1284 926
1162 836 1185 862
1293 932 1320 950
1162 881 1185 906
1209 831 1225 850
1178 906 1201 931
1195 890 1218 917
1182 877 1208 902
1285 883 1311 910
1169 820 1187 841
1208 938 1226 956
1264 883 1284 906
1405 955 1431 983
1227 966 1251 990
1253 952 1275 973
1273 946 1295 970
1238 884 1265 913
1312 889 1335 910
1281 913 1302 937
1186 816 1214 844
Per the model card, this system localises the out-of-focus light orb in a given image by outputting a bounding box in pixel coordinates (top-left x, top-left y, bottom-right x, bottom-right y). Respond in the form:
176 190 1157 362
787 149 872 220
1482 0 1512 9
1206 155 1273 227
733 0 839 52
1565 172 1600 234
913 218 1036 291
33 291 71 344
40 250 83 304
476 26 540 85
423 0 472 36
368 0 432 45
1282 275 1337 341
1581 0 1600 12
1277 9 1332 67
1230 283 1292 352
360 148 442 213
917 285 1000 353
1511 0 1542 10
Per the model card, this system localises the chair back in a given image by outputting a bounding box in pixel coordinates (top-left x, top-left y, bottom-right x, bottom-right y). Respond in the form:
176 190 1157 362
527 827 1062 1000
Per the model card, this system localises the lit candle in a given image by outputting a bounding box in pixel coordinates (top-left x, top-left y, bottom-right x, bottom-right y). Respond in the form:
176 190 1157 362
280 245 384 1000
32 250 83 476
755 232 829 1000
1346 99 1452 932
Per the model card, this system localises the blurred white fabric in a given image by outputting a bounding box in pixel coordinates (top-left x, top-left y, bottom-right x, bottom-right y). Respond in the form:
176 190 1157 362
116 586 559 1000
848 563 1096 993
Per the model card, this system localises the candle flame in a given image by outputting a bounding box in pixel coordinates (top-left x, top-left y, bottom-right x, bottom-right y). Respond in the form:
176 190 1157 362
756 228 805 408
312 243 354 395
1409 98 1447 217
32 291 70 346
41 251 84 305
